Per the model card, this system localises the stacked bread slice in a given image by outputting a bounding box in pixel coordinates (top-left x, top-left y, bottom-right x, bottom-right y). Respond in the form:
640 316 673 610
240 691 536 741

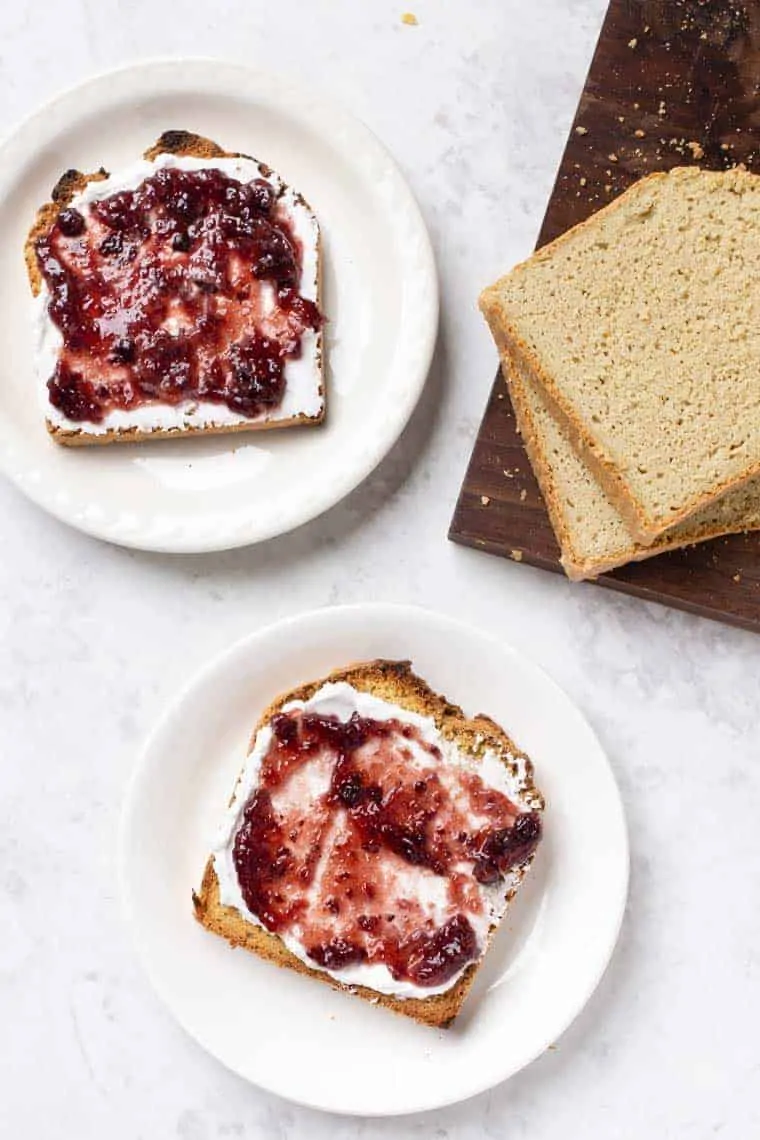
479 166 760 580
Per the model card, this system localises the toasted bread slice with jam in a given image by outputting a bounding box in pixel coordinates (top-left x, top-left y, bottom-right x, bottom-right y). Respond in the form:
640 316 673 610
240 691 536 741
193 660 544 1029
27 130 324 446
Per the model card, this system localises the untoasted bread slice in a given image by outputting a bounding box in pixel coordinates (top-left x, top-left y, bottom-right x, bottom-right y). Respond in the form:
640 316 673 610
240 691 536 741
193 659 543 1029
501 346 760 579
28 130 323 446
480 166 760 543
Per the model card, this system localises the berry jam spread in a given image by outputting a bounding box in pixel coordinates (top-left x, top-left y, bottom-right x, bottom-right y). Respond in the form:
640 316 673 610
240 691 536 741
35 165 323 424
231 707 542 989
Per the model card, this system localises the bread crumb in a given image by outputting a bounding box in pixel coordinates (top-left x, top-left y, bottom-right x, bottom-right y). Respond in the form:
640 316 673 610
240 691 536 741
628 37 638 48
575 126 588 135
510 549 523 562
687 141 704 160
605 184 612 192
480 495 490 506
618 116 625 123
658 101 667 116
401 11 418 25
733 572 742 583
634 129 646 138
519 489 527 502
608 153 619 163
721 143 730 151
503 469 514 478
633 101 640 110
579 176 587 186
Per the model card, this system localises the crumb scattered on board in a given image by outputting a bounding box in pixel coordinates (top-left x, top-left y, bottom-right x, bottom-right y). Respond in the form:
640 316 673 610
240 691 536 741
510 549 523 562
733 573 742 583
401 11 418 25
480 495 491 506
520 489 527 502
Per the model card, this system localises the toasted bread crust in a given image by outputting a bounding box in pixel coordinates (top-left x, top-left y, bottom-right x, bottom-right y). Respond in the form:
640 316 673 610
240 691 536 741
27 132 324 446
192 659 543 1029
479 167 760 543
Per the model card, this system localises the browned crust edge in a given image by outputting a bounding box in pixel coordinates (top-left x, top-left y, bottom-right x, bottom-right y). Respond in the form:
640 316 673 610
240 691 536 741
27 130 324 448
192 659 544 1030
496 337 760 580
479 166 760 544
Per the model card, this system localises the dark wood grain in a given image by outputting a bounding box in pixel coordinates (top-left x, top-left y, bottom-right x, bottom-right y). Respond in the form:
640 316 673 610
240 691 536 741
449 0 760 632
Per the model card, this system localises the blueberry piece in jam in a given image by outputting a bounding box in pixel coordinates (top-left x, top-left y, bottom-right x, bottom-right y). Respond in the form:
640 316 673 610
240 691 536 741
226 334 285 412
47 363 103 423
99 231 124 257
402 914 478 986
307 938 366 970
471 811 542 884
56 208 86 238
171 231 191 252
110 337 135 364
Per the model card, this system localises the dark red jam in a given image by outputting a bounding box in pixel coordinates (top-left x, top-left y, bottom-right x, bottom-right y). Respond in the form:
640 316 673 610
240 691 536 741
232 708 542 989
35 165 323 424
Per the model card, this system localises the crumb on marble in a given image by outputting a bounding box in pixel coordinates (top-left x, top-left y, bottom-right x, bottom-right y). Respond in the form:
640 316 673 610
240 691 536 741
401 11 418 25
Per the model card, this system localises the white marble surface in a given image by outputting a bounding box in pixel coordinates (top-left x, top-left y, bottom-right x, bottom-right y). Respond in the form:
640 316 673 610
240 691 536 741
1 1 759 1136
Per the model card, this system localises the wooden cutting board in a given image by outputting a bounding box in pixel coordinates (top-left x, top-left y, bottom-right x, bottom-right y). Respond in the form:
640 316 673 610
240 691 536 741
449 0 760 632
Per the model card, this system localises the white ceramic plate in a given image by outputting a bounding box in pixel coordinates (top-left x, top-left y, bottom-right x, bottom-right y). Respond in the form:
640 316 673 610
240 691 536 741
0 60 437 552
120 604 629 1116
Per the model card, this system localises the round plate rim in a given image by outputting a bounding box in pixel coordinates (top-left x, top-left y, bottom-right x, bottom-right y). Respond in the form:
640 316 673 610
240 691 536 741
119 602 630 1116
0 58 439 553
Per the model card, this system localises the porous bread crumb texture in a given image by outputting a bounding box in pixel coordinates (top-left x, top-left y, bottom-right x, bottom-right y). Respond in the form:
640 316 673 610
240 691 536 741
480 167 760 543
26 131 324 447
500 345 760 580
193 659 543 1030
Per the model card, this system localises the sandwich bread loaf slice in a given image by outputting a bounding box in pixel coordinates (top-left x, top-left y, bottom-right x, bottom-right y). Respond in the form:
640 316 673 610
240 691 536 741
502 347 760 579
480 166 760 544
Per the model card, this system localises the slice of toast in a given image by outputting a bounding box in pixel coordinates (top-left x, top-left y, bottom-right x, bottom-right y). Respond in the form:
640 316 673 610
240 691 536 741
27 130 323 446
498 338 760 580
193 660 544 1029
480 166 760 543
